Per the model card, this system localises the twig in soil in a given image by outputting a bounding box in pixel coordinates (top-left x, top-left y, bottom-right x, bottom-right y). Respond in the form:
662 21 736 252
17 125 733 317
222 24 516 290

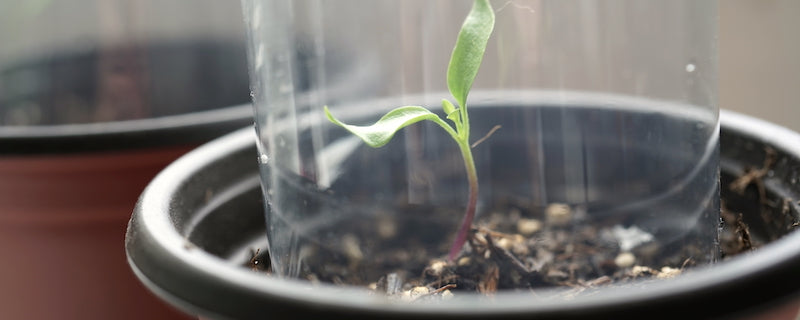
471 125 502 148
332 277 346 286
414 284 458 301
481 228 523 241
478 264 499 294
483 230 531 275
734 213 754 251
729 147 776 204
680 258 694 270
721 209 755 256
630 266 659 278
248 248 262 271
781 198 800 231
425 275 459 289
578 276 611 288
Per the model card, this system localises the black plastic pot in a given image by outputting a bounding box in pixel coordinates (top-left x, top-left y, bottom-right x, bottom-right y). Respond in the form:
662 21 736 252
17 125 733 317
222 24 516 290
126 109 800 320
1 41 250 127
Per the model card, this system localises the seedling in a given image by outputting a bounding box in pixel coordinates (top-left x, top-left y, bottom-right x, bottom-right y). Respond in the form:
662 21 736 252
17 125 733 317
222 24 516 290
324 0 495 261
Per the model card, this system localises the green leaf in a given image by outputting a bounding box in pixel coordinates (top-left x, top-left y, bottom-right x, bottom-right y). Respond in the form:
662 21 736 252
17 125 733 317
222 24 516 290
324 106 456 148
442 98 457 115
446 109 461 124
441 99 461 125
447 0 495 109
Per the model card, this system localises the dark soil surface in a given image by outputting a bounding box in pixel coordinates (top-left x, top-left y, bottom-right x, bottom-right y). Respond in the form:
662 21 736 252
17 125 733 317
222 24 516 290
247 148 798 301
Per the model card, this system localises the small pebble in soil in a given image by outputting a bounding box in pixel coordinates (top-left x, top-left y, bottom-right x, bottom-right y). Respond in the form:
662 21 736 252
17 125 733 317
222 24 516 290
377 216 397 239
411 286 429 295
511 241 530 256
657 267 681 279
631 266 657 277
545 203 572 227
630 265 682 279
341 234 363 262
427 260 447 277
496 237 513 250
402 286 430 301
517 218 543 236
614 252 636 268
441 289 454 300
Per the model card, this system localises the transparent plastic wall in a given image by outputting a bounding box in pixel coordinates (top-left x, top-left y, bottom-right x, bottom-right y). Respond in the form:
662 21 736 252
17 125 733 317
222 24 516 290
243 0 718 283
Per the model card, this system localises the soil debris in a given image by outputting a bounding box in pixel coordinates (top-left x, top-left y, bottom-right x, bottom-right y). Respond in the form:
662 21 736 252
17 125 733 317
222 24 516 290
729 147 776 203
243 146 797 302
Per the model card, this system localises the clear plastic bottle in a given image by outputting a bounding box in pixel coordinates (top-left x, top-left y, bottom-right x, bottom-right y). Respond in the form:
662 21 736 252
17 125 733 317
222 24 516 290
243 0 719 284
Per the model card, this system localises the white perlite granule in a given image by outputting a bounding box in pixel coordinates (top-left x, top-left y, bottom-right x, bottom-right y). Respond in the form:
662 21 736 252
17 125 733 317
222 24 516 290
611 225 654 251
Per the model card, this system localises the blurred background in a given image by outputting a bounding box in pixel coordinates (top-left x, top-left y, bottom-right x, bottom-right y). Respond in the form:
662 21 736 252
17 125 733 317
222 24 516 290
0 0 249 125
1 0 797 128
0 0 796 319
720 0 800 132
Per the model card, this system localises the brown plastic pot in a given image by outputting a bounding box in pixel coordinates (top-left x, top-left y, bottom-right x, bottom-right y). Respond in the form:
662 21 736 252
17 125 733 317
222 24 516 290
1 29 375 317
0 105 253 320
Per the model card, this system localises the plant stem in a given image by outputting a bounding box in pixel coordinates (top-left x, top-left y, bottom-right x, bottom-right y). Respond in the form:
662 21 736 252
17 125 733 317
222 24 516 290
448 138 479 261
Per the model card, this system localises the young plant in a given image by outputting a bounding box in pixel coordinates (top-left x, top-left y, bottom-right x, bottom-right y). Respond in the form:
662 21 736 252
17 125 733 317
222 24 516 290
324 0 495 261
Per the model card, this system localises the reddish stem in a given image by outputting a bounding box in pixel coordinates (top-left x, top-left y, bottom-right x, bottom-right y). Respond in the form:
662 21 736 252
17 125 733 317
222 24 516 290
448 181 478 261
448 142 479 261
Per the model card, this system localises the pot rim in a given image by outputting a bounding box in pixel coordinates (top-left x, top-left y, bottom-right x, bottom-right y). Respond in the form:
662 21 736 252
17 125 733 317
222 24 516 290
126 106 800 319
0 104 253 154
